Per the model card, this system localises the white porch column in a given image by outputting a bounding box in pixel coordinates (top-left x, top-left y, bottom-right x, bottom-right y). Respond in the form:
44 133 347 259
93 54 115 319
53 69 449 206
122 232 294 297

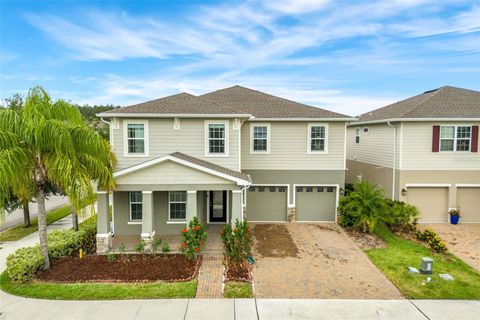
186 191 197 223
141 191 154 251
231 190 243 224
96 191 111 253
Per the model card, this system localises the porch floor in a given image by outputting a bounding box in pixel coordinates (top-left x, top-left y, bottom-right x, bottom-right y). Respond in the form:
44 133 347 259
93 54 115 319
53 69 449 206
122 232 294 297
111 224 224 254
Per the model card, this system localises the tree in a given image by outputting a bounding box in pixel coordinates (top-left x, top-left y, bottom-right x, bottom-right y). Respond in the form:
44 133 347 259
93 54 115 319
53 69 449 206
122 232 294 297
0 86 115 269
340 180 390 233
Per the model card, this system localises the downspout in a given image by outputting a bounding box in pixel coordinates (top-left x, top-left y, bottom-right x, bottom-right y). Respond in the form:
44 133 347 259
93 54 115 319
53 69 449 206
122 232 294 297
387 121 398 200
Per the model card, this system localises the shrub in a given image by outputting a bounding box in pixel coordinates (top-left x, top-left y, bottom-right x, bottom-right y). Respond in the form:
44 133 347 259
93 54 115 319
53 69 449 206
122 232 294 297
6 246 44 282
221 219 253 264
162 242 171 253
135 240 146 254
79 215 97 254
416 228 448 253
338 180 390 233
106 252 116 262
180 217 207 260
386 200 419 232
47 229 85 260
152 237 162 254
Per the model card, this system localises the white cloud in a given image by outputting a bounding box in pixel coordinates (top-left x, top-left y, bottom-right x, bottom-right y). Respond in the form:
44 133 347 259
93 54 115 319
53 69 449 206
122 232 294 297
262 0 330 14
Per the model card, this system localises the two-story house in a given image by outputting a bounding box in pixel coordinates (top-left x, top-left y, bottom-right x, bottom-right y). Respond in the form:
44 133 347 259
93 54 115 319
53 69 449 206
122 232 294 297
95 86 354 252
346 86 480 223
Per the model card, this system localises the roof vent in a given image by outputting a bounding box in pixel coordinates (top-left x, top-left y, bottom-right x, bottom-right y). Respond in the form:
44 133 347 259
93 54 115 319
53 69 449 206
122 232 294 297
423 89 439 94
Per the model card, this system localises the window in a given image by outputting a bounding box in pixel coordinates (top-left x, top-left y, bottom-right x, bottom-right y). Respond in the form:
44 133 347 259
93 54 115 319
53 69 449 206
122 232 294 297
169 191 187 220
250 123 270 153
308 124 327 153
440 126 471 152
124 121 148 156
129 191 143 221
355 128 360 144
205 121 229 156
363 127 369 134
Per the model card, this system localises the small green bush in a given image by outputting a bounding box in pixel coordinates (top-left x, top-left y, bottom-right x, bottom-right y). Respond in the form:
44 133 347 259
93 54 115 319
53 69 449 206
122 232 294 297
79 215 97 254
180 217 207 260
47 229 85 260
135 240 146 254
221 219 253 264
6 246 44 282
161 242 171 253
416 228 448 253
106 252 116 262
152 237 162 254
386 200 418 232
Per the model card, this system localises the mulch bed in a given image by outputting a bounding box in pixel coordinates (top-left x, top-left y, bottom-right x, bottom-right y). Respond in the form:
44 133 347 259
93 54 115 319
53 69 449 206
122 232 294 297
345 228 387 250
224 260 252 282
36 254 201 283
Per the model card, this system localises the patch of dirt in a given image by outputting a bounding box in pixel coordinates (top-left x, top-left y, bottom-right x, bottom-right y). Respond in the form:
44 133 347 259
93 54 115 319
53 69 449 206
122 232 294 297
224 260 252 282
345 228 387 250
36 254 200 283
253 224 299 258
315 225 341 233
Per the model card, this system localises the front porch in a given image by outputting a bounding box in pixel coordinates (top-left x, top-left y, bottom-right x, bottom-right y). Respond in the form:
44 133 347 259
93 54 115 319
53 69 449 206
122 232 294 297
96 152 251 253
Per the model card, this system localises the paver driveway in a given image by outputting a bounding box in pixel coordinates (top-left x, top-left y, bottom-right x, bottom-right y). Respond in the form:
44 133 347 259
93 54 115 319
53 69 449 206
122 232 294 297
422 223 480 272
251 223 403 299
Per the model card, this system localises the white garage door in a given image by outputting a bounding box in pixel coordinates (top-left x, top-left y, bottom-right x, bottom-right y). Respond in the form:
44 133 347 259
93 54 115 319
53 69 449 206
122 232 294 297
457 187 480 223
295 186 337 222
407 187 449 223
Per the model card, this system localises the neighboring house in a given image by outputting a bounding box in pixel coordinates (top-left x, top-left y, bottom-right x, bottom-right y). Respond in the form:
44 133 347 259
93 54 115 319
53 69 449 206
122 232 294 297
95 86 354 252
346 86 480 223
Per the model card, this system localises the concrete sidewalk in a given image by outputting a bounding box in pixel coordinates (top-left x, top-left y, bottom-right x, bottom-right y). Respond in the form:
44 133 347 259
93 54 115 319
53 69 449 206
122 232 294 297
1 290 479 320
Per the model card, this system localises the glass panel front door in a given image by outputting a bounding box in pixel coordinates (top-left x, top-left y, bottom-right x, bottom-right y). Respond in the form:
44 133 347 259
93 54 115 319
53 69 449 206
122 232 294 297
209 191 227 223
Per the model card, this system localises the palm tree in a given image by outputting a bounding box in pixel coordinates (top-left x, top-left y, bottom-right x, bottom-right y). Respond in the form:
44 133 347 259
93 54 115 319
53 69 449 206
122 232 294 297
342 180 390 233
0 86 115 269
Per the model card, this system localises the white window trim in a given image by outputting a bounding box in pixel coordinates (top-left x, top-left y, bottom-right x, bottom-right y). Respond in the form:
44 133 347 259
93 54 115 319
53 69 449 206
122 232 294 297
129 191 143 222
307 123 328 154
250 123 271 154
123 120 149 157
355 127 360 144
204 120 229 157
168 191 187 222
439 125 472 153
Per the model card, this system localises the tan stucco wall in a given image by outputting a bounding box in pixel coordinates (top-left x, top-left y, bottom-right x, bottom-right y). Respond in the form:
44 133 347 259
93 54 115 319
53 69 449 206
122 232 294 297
241 121 347 170
398 170 480 209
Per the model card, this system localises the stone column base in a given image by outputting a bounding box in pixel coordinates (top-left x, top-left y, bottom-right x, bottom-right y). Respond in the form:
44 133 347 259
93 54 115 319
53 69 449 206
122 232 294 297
287 207 296 222
96 233 112 253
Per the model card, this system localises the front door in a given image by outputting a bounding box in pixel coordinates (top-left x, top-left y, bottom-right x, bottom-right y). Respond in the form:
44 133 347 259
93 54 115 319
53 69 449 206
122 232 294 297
209 191 227 223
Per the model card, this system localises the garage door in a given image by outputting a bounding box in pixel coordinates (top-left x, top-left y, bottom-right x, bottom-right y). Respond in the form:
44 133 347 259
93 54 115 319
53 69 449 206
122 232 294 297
246 186 287 221
296 186 337 222
407 187 448 223
457 188 480 223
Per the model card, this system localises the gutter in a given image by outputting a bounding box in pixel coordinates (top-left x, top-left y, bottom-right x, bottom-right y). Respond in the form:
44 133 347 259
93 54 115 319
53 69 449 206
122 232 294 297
350 118 480 126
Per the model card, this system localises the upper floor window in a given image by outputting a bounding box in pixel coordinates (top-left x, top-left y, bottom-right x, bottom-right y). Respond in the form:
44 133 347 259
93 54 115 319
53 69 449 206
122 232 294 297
124 120 149 157
363 127 369 134
205 121 229 157
169 191 187 221
440 125 471 152
355 128 360 144
129 191 143 221
308 123 328 153
251 123 270 153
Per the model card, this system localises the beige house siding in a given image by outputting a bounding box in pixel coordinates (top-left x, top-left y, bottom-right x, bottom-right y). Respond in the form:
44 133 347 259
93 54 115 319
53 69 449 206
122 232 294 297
241 121 346 170
115 160 232 185
346 160 398 199
401 121 480 170
347 123 400 169
112 118 240 171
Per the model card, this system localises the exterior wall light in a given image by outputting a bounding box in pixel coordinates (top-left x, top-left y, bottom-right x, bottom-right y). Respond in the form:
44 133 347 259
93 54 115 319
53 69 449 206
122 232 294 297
401 188 407 196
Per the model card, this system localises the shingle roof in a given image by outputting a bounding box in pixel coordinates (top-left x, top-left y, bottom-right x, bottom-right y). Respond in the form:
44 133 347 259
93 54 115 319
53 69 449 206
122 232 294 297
358 86 480 123
99 86 352 119
102 92 247 115
169 152 251 183
201 85 351 119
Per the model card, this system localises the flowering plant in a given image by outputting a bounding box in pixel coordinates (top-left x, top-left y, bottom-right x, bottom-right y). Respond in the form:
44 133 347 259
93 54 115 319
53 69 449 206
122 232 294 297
449 208 461 217
180 217 207 260
221 219 253 264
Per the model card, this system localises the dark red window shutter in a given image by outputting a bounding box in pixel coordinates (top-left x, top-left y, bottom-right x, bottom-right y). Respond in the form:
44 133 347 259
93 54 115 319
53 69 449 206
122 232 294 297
432 125 440 152
472 125 479 152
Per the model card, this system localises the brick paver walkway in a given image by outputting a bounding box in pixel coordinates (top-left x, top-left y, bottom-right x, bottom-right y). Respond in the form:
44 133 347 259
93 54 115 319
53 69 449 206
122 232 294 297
422 223 480 272
195 255 224 298
252 223 403 299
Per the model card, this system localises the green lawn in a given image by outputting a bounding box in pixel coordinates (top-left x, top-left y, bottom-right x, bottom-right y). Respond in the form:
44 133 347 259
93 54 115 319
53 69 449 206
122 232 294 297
0 272 197 300
223 281 254 298
366 226 480 299
0 206 72 241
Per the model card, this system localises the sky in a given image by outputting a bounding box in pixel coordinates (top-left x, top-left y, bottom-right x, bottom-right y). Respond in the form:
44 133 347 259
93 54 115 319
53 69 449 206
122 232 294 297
0 0 479 116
